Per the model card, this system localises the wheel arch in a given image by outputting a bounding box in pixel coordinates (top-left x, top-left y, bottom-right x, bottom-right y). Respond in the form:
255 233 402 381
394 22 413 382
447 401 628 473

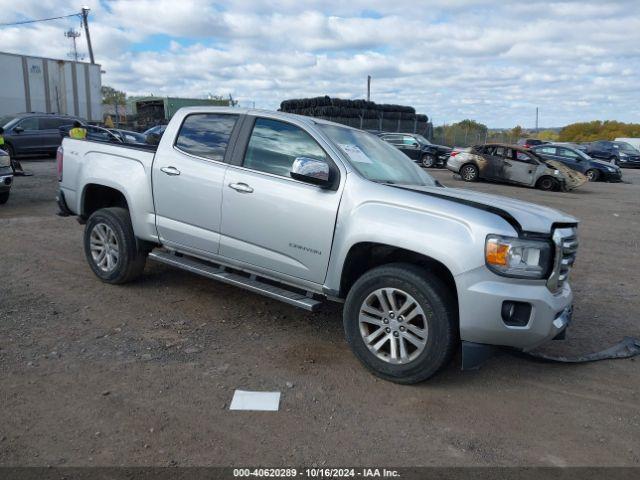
81 183 130 219
338 242 458 313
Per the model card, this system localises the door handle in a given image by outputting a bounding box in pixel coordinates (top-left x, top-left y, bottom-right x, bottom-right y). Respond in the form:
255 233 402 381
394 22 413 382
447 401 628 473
160 166 181 176
228 182 254 193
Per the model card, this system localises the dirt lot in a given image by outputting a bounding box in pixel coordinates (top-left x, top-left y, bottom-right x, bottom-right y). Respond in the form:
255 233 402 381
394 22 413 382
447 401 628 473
1 159 639 467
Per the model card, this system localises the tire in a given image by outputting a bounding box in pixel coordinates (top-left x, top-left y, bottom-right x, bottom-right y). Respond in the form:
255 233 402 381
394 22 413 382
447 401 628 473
0 191 9 204
83 207 147 284
536 176 559 191
421 154 435 168
460 163 479 182
343 263 457 384
585 169 599 182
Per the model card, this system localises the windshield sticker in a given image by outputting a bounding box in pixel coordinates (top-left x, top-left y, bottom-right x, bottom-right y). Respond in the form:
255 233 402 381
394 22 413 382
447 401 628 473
339 144 373 164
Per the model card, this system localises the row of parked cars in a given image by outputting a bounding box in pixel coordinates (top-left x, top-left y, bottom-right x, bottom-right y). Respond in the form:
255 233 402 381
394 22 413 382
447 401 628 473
0 112 168 204
377 132 639 191
0 112 165 159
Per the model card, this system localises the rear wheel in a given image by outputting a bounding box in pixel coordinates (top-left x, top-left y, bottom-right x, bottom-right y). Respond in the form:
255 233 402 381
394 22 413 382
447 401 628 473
460 163 479 182
421 154 436 168
536 176 559 191
0 191 9 204
84 207 147 284
343 263 457 384
585 169 599 182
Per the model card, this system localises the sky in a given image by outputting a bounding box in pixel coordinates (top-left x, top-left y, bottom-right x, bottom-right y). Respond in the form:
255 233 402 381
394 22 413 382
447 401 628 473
0 0 639 127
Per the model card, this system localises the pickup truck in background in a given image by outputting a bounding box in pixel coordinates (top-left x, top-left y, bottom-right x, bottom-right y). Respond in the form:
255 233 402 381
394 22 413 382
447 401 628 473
57 107 578 383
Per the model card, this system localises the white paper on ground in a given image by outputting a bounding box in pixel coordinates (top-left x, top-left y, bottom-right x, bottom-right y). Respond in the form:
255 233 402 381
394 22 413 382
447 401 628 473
229 390 281 411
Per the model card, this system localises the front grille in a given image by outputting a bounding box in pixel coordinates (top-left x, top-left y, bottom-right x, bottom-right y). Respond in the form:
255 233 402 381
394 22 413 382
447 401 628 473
548 227 578 292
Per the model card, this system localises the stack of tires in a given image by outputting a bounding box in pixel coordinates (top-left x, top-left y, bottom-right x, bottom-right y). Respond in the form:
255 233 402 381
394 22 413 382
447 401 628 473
280 97 429 134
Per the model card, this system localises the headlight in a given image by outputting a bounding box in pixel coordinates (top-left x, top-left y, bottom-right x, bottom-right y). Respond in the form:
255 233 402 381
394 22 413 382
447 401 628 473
620 153 628 158
607 166 616 172
485 235 553 279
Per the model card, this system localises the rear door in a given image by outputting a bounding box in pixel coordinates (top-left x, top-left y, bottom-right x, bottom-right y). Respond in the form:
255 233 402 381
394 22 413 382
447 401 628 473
556 147 587 172
219 116 342 284
152 112 241 256
38 117 67 152
482 145 506 179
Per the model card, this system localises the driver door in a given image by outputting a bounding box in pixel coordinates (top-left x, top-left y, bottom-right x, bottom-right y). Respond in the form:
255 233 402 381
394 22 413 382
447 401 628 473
504 150 537 186
401 135 421 160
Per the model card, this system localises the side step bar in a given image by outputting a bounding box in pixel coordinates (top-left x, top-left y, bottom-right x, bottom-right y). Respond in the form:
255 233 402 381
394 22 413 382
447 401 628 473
148 250 323 312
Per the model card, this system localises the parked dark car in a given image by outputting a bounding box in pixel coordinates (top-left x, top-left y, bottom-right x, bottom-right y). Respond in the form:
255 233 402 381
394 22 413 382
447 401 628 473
0 113 84 158
108 128 147 144
532 144 622 182
377 132 451 168
59 124 123 144
585 141 640 167
518 138 549 149
0 149 12 204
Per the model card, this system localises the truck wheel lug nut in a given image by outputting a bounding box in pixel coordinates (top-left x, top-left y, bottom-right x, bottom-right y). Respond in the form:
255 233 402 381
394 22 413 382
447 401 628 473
383 318 389 324
385 327 391 333
400 326 405 332
393 331 399 337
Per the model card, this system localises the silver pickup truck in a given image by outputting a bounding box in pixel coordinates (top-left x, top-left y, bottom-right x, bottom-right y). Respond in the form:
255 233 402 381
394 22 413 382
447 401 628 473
57 107 578 383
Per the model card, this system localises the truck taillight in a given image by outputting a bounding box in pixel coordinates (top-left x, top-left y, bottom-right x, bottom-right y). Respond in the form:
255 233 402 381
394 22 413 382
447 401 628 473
450 151 460 157
56 146 63 181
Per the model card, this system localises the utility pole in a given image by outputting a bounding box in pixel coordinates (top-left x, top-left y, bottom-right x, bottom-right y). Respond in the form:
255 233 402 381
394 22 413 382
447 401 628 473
64 28 81 61
366 75 371 102
535 107 539 133
81 6 95 64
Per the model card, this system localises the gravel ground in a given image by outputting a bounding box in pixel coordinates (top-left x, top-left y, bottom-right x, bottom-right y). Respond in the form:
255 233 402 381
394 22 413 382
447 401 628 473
0 158 639 467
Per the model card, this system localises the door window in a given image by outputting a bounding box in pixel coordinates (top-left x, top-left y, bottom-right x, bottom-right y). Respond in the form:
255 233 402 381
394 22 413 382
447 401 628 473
243 118 327 178
40 117 69 130
402 135 418 146
557 147 580 159
537 146 557 155
515 151 536 163
175 113 239 161
17 117 39 131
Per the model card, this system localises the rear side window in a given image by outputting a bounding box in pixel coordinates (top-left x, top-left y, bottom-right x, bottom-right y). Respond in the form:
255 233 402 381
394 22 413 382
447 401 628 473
40 117 71 130
175 114 239 161
243 118 327 178
537 146 556 155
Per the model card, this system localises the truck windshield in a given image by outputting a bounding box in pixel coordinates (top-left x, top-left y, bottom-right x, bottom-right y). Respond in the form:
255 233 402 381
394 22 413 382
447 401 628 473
320 124 438 187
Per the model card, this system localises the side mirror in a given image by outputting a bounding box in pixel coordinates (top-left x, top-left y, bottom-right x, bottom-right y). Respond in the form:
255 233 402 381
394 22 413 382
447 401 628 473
411 142 419 147
13 126 24 134
291 157 331 187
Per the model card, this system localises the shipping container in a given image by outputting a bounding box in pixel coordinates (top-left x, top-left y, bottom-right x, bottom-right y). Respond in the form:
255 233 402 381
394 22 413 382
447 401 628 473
127 96 230 129
0 51 102 122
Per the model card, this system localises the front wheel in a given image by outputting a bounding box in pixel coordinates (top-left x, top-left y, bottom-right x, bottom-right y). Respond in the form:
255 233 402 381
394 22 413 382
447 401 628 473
585 169 599 182
84 207 147 284
343 263 457 384
536 176 559 191
421 154 436 168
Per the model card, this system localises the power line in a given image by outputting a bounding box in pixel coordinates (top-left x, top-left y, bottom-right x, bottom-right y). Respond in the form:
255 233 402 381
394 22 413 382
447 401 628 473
0 13 81 27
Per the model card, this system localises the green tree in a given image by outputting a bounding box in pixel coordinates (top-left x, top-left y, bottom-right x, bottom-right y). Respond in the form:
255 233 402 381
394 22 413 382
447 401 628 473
101 86 126 105
558 121 640 142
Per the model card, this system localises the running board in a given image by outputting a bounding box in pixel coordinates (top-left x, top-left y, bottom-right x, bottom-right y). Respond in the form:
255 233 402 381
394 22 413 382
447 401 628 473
148 250 323 312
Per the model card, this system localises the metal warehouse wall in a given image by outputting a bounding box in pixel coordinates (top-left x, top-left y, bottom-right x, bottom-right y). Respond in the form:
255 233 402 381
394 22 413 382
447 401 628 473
0 51 103 122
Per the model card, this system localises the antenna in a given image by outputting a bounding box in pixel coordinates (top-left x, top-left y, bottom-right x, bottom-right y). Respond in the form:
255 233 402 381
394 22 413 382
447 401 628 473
64 28 83 61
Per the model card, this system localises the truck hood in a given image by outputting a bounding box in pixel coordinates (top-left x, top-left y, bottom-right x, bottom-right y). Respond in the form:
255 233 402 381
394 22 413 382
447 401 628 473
397 185 578 234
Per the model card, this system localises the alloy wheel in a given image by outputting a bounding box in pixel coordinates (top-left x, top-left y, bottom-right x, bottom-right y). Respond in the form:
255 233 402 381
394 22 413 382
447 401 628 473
461 165 477 181
89 222 120 272
358 288 429 365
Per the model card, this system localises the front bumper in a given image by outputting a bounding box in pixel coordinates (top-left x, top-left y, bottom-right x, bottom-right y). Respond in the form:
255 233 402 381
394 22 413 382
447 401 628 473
600 169 623 182
618 157 640 168
456 267 574 351
0 170 13 192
